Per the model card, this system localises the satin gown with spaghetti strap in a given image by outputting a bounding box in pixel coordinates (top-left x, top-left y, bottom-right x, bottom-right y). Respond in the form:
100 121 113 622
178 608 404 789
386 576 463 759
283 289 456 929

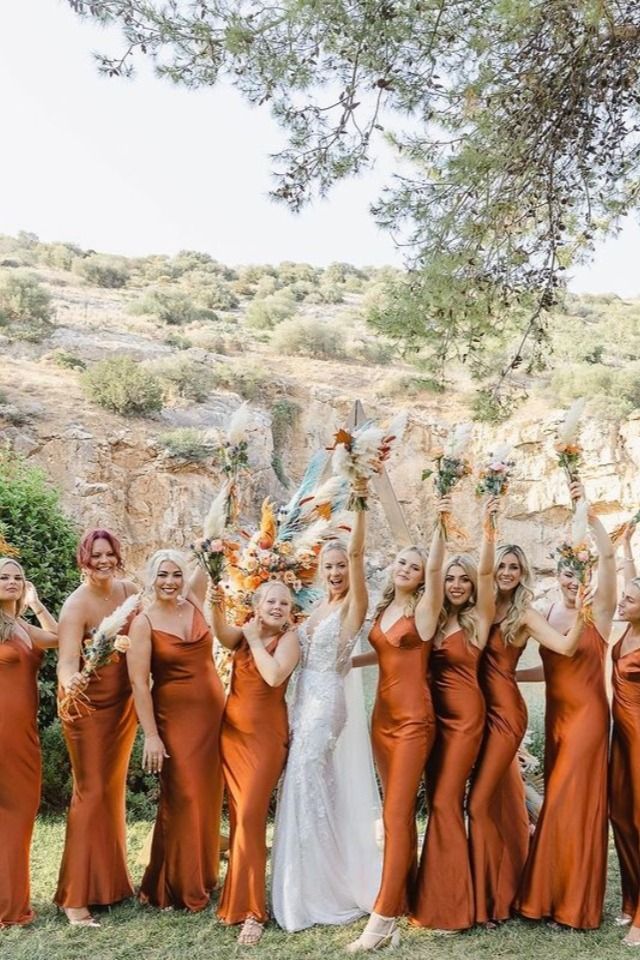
0 632 43 927
218 635 290 925
516 615 609 929
412 628 485 929
139 602 225 911
55 586 138 909
468 623 529 923
610 628 640 926
369 615 434 918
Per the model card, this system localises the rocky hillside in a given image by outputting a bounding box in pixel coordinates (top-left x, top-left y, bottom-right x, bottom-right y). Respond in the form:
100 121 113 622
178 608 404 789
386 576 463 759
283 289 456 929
1 233 639 591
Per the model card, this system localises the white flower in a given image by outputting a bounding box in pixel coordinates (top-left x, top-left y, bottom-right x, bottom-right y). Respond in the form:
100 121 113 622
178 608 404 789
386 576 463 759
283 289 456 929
96 592 140 642
203 482 230 539
445 422 473 458
332 443 356 479
558 398 586 444
227 402 252 446
571 497 589 547
294 518 330 556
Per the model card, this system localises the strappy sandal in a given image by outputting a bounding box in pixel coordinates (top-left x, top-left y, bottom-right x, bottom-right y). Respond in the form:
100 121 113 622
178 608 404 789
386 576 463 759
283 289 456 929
63 907 101 928
346 915 399 952
237 917 264 946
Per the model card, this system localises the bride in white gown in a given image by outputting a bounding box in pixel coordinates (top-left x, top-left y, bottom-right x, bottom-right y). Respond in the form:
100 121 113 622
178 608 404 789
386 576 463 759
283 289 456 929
271 502 382 931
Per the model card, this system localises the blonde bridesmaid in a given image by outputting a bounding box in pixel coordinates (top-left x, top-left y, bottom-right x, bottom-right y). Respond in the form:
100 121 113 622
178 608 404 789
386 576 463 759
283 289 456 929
128 551 225 911
516 482 616 929
0 558 57 928
212 580 299 946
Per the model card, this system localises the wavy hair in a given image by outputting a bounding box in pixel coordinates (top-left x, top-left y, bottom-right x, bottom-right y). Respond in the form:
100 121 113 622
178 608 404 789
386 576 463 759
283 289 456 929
495 544 535 647
437 554 482 649
373 545 429 621
0 557 27 643
144 549 190 599
77 528 124 572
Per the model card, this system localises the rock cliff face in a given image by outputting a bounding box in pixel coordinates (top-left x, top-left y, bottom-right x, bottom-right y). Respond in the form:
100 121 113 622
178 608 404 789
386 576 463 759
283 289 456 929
2 368 639 592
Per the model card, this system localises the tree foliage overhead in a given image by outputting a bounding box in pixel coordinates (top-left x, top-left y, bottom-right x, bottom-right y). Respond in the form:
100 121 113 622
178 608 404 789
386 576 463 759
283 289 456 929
67 0 640 395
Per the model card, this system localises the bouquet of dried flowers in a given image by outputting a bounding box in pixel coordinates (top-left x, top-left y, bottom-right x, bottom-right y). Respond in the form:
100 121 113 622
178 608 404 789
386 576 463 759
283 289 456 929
330 422 396 511
555 398 586 486
58 592 140 722
476 444 516 539
422 423 473 540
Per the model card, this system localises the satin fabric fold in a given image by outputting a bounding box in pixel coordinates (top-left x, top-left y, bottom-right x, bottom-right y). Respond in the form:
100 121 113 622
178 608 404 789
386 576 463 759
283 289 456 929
55 623 137 908
468 624 529 923
369 615 434 917
0 636 42 927
140 603 225 910
218 636 289 925
610 629 640 926
516 622 609 929
412 628 485 929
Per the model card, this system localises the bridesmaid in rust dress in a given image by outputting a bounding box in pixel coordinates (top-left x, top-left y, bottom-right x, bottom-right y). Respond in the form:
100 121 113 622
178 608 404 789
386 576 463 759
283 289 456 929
211 580 299 946
127 550 225 911
468 543 583 927
608 526 640 946
516 483 616 930
347 500 448 952
411 499 497 932
55 529 138 926
0 558 57 928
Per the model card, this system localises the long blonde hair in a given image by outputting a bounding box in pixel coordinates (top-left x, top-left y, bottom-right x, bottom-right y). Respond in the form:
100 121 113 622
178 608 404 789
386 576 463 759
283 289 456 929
0 557 27 643
438 554 481 648
495 544 535 647
374 545 429 621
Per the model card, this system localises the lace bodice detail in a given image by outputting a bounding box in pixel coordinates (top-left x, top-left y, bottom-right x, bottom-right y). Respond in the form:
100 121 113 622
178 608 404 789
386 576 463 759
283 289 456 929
298 608 353 674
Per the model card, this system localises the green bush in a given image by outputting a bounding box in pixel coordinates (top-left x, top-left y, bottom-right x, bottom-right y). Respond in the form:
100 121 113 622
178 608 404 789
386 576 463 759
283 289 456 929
0 270 53 341
130 288 202 326
245 292 297 330
376 373 445 398
82 356 164 416
0 450 79 728
40 720 72 813
73 254 130 288
150 357 215 403
184 273 239 311
271 317 345 360
127 729 160 820
549 362 640 417
164 332 193 350
159 428 214 461
470 388 510 423
211 362 273 401
52 350 86 371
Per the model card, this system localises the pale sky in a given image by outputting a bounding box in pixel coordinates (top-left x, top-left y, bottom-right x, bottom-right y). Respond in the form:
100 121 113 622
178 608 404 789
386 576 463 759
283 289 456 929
1 0 639 293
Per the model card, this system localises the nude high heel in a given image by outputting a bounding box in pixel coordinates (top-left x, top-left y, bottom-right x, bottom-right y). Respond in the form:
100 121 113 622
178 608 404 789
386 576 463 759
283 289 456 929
346 915 399 952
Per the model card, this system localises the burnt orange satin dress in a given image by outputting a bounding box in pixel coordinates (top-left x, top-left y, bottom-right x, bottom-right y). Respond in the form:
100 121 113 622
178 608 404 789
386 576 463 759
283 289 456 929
610 629 640 926
369 615 434 917
468 624 529 923
0 633 42 927
516 620 609 929
412 628 485 929
217 635 290 924
55 607 138 908
140 603 225 911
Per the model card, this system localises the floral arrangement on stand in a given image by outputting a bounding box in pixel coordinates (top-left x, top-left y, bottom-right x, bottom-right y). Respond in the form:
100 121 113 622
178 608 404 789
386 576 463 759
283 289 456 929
58 592 140 722
422 423 473 541
476 444 516 539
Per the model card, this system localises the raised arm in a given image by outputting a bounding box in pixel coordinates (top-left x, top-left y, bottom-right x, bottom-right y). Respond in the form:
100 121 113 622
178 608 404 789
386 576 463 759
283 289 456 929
521 606 582 657
621 523 637 586
475 497 498 641
127 613 169 773
187 563 209 610
244 624 300 687
22 581 58 648
210 589 244 650
588 508 617 628
414 497 448 642
342 504 369 639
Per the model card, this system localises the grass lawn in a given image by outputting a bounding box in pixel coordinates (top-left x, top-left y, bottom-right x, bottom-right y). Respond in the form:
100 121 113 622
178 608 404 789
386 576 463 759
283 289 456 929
0 818 632 960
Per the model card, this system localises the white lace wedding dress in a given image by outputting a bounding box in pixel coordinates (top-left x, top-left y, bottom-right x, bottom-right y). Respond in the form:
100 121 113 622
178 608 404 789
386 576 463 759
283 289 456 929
271 608 382 931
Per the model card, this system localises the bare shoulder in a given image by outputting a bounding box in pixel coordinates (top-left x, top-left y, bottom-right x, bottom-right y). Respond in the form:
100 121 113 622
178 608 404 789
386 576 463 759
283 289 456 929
130 611 152 636
60 584 89 619
121 578 139 597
